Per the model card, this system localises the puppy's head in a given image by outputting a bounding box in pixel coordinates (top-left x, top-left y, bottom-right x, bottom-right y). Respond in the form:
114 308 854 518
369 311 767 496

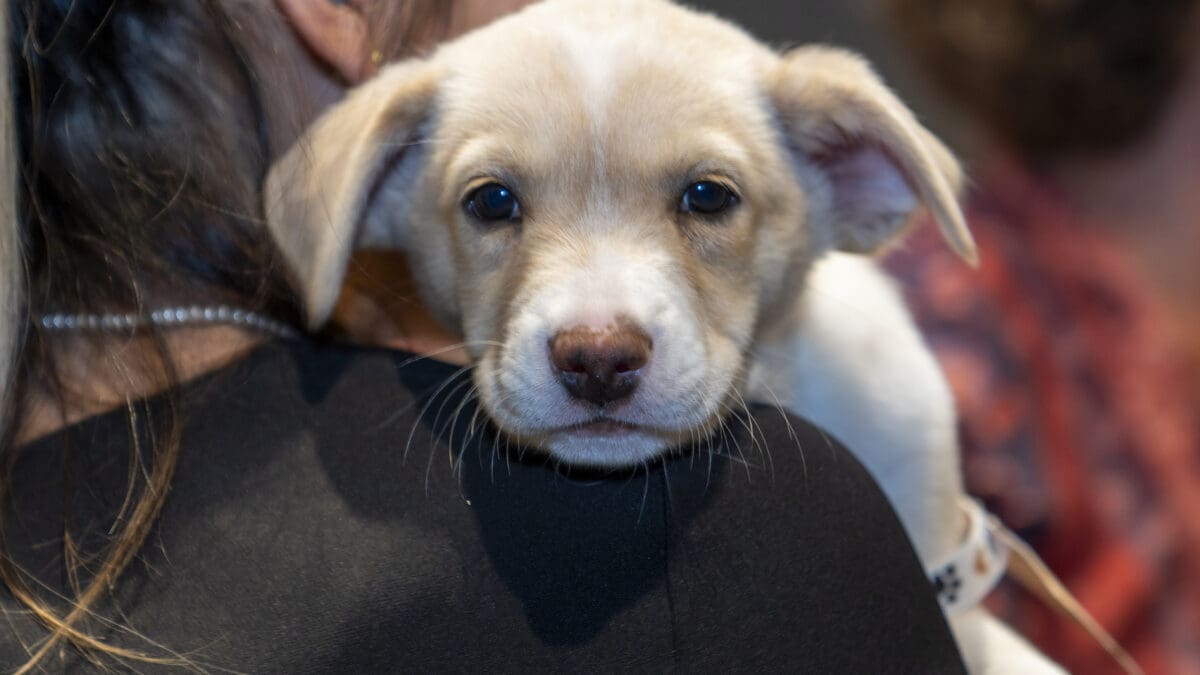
265 0 973 467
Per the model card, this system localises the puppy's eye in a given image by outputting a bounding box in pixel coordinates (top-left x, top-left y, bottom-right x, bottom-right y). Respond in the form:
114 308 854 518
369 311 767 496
464 182 522 222
680 181 736 215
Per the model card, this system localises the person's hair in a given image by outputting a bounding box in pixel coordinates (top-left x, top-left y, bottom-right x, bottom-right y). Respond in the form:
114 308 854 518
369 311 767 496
1 0 18 472
884 0 1200 163
0 0 450 670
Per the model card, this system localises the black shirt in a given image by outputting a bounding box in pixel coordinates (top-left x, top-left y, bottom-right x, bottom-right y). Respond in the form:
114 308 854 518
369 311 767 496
3 340 965 673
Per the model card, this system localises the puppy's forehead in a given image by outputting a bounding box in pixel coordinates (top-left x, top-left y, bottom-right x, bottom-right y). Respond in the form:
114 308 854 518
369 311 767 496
433 1 777 179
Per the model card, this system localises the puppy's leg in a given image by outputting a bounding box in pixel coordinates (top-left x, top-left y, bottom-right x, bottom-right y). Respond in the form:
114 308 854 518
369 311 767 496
950 608 1066 675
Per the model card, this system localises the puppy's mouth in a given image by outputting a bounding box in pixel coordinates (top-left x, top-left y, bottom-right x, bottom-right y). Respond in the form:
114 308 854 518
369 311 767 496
546 412 722 444
562 417 642 437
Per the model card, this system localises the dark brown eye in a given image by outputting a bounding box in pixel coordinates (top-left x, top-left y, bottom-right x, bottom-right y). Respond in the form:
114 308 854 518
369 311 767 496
464 183 521 222
680 181 736 215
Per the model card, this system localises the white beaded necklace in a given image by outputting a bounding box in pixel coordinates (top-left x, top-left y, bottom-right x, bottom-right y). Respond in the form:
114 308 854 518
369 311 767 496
39 305 299 340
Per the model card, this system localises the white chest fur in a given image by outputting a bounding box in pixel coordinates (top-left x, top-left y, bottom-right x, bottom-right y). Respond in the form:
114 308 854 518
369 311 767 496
747 252 963 563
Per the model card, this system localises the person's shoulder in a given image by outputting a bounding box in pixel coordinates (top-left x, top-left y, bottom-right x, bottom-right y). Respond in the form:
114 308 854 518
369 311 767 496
203 337 464 407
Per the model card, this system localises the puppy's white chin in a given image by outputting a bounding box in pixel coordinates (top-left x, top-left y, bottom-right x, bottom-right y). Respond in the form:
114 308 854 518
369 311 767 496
539 426 678 468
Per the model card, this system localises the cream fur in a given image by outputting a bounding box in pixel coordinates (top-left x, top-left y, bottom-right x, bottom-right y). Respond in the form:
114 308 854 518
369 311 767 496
265 1 1062 671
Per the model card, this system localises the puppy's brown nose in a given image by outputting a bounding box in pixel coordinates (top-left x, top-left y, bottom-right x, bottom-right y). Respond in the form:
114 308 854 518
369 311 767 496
549 323 652 406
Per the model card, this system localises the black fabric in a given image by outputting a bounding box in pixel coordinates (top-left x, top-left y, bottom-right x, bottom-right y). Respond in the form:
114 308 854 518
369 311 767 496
2 340 965 673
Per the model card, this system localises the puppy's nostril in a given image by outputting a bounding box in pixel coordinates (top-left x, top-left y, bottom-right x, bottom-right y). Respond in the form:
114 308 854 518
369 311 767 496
549 321 653 406
562 355 589 374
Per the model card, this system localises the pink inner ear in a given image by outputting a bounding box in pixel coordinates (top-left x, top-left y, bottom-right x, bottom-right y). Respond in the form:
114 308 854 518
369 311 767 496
822 144 918 222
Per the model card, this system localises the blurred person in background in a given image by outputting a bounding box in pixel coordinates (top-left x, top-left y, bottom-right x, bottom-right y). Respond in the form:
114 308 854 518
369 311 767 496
884 1 1200 673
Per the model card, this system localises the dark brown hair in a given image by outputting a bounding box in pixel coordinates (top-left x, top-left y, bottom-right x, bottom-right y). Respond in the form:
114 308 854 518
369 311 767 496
1 0 450 670
885 0 1200 162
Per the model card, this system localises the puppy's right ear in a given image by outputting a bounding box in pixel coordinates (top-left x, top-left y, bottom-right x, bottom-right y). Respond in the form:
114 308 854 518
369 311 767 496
265 61 441 330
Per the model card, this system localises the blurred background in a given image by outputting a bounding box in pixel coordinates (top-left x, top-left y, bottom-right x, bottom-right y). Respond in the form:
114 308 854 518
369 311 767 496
691 0 961 150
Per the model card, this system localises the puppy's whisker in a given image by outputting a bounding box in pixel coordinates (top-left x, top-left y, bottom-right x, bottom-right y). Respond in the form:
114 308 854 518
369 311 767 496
700 420 710 487
661 456 674 512
373 358 480 433
489 414 505 483
446 385 481 481
401 365 473 464
748 378 806 482
712 407 760 475
731 386 774 482
480 386 520 479
424 376 478 492
637 461 652 525
730 391 768 467
700 412 730 483
392 340 503 369
686 424 698 471
465 396 490 444
432 375 476 438
715 398 755 480
459 388 485 459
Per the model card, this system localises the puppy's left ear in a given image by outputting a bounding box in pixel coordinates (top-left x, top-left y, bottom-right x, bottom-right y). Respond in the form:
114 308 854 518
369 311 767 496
772 46 976 264
265 61 441 330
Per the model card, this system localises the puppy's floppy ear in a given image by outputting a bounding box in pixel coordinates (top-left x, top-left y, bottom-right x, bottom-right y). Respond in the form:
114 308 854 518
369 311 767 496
772 46 976 264
264 61 441 330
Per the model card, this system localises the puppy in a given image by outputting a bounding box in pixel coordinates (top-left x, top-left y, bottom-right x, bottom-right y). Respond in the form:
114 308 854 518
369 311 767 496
264 1 1087 672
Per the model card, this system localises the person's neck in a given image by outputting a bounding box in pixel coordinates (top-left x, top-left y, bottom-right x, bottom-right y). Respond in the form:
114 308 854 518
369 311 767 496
17 324 270 446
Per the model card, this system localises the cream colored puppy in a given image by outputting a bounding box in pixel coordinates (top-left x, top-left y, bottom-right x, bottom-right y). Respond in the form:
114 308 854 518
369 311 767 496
265 1 1066 672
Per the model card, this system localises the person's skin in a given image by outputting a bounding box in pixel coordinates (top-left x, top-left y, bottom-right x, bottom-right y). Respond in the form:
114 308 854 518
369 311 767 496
18 0 532 444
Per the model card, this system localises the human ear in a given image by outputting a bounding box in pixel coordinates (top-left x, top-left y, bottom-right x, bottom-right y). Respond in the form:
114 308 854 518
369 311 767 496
274 0 372 84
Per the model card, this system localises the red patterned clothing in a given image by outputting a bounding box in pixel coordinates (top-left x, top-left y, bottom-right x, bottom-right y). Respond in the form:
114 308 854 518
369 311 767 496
886 163 1200 675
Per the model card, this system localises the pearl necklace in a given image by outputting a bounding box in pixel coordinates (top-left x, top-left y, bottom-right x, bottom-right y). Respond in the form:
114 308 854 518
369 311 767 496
39 305 299 340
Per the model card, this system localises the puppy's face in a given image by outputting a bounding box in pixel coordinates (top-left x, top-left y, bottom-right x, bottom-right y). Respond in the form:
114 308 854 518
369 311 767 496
266 0 974 468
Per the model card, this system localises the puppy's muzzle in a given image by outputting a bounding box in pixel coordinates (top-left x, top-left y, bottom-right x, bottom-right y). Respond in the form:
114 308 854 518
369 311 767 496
549 322 653 407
